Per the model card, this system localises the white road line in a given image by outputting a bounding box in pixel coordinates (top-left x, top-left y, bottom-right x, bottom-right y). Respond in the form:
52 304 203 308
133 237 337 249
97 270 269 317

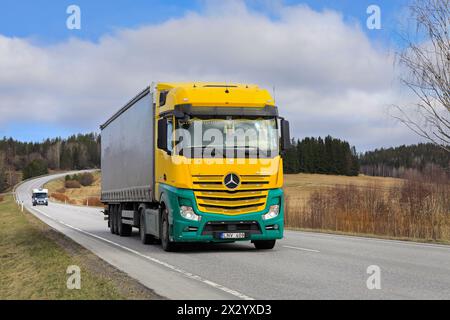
29 206 254 300
287 230 450 250
283 245 320 253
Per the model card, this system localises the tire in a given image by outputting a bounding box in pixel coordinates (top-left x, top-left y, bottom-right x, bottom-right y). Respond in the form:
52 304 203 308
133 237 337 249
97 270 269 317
140 211 153 245
120 223 132 237
112 205 118 235
253 240 276 250
161 207 177 252
117 205 132 237
109 205 114 234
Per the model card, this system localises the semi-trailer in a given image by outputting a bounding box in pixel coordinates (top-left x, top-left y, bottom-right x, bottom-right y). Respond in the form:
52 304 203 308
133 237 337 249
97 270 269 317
100 82 290 251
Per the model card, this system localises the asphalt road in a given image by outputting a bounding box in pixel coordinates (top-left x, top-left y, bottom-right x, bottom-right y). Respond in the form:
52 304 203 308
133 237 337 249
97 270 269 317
15 172 450 300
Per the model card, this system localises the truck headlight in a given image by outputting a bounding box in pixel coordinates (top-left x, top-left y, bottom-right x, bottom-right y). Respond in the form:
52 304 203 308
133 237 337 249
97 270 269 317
180 206 201 221
262 205 279 220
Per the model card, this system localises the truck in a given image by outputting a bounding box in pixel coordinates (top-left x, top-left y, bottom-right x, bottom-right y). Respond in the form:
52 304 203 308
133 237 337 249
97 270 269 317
32 188 48 206
100 82 290 251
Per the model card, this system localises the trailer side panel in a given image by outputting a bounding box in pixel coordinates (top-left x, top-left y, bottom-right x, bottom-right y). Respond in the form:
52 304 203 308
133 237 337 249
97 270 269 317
101 90 155 202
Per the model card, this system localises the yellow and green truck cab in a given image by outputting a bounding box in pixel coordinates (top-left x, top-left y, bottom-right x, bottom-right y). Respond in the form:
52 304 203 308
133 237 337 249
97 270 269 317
101 82 290 251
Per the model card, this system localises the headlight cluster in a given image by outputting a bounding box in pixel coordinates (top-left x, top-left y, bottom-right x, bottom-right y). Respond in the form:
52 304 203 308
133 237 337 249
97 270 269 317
262 205 280 220
180 206 201 221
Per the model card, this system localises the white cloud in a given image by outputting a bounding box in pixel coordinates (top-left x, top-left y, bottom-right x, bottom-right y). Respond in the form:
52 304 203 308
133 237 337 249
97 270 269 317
0 2 420 150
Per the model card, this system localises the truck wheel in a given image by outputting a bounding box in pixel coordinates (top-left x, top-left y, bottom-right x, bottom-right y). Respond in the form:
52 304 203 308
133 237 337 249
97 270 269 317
119 223 132 237
117 206 132 237
109 206 114 234
112 205 119 235
253 240 276 250
140 211 153 244
161 207 177 252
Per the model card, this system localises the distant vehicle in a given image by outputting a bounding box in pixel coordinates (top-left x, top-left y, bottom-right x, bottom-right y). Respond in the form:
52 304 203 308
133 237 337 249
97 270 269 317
32 188 48 206
100 82 290 251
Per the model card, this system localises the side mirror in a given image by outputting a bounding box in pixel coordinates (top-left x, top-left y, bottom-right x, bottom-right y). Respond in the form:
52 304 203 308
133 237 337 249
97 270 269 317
158 118 168 151
280 119 291 152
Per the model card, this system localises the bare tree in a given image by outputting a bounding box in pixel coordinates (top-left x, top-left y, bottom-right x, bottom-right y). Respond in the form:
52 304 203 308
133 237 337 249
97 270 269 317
394 0 450 152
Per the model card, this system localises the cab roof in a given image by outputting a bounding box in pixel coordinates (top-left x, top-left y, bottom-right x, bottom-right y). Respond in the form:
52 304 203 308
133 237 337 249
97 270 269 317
157 82 276 112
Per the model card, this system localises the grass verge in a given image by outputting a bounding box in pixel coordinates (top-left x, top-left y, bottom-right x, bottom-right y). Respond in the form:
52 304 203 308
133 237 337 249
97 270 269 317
0 195 162 300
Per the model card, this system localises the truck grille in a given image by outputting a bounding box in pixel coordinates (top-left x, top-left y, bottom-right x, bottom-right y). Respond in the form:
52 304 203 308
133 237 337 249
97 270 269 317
193 175 269 215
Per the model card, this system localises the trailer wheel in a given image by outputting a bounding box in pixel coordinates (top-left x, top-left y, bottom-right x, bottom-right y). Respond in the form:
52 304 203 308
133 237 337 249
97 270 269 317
109 205 114 234
161 207 177 252
117 205 132 237
112 205 119 235
253 240 276 250
140 210 153 244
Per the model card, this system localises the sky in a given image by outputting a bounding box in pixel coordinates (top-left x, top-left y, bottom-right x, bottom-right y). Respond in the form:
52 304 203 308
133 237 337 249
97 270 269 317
0 0 422 151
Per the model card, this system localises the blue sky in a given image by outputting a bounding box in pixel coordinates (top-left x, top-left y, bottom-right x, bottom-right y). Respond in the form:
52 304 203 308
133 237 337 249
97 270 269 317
0 0 201 43
1 0 408 44
0 0 420 150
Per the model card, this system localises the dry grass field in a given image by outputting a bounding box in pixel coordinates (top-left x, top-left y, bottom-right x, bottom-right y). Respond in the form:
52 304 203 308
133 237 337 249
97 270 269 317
284 173 402 202
285 173 450 243
45 171 103 207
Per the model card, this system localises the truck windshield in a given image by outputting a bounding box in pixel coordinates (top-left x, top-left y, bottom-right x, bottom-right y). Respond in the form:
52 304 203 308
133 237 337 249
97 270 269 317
175 118 279 158
33 193 47 199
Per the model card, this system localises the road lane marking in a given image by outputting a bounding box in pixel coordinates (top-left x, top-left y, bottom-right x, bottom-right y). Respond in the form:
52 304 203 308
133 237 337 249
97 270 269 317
286 231 450 250
29 206 254 300
283 245 320 253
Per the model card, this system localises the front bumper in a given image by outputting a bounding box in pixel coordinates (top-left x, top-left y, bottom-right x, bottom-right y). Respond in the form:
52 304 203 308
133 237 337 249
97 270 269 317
160 185 284 243
33 200 48 205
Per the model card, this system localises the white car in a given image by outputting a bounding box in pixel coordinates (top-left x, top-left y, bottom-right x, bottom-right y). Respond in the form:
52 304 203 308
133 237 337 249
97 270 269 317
32 188 49 206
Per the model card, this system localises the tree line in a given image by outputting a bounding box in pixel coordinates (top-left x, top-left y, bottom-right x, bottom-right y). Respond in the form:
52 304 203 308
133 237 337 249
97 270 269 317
0 133 100 192
283 136 360 176
359 143 450 179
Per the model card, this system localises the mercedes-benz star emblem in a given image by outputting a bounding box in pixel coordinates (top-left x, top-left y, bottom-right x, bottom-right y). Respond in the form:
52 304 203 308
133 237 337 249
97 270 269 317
224 173 240 190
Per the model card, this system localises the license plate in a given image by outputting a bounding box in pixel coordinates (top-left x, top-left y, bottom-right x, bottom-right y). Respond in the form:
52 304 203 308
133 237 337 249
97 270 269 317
219 232 246 239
